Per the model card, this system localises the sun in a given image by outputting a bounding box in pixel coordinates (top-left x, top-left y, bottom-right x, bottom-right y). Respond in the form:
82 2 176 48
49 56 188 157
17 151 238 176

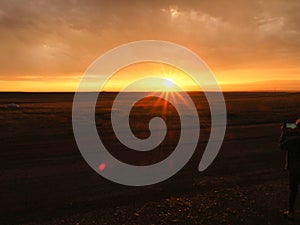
162 78 175 89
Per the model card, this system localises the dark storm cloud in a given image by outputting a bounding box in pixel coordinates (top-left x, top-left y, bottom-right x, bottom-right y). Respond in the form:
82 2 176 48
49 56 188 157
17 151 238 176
0 0 299 78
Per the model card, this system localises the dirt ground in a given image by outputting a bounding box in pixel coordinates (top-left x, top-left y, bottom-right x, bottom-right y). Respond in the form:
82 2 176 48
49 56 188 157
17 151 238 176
1 92 300 225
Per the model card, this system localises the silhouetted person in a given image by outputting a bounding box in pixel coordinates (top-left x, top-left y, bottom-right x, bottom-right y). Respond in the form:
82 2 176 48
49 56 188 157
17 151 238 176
280 119 300 219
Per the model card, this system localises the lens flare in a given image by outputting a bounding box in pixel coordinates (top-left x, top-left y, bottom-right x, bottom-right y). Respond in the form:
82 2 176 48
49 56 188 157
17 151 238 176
99 163 106 171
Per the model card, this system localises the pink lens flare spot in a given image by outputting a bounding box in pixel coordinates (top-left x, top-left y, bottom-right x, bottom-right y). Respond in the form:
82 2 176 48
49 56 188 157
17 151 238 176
99 163 106 171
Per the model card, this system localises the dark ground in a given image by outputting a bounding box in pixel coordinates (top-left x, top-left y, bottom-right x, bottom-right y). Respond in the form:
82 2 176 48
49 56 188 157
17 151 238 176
1 92 300 225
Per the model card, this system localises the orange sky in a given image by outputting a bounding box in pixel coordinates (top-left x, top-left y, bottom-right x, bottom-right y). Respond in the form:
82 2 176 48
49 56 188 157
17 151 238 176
0 0 300 92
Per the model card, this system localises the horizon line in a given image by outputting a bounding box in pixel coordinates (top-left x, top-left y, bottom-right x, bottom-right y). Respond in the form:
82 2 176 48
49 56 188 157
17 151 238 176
1 90 300 94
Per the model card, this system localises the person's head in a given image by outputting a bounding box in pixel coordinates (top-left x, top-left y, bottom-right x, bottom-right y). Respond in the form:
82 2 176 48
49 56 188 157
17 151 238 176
296 119 300 133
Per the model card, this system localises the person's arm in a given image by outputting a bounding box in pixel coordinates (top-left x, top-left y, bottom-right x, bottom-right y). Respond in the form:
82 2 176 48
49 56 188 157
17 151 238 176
279 125 287 150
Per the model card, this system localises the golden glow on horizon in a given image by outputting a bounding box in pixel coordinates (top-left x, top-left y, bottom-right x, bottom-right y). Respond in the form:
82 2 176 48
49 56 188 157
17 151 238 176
1 64 300 92
101 62 200 92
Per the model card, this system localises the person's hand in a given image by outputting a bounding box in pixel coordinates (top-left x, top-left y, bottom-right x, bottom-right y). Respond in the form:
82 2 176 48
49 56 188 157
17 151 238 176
281 124 286 134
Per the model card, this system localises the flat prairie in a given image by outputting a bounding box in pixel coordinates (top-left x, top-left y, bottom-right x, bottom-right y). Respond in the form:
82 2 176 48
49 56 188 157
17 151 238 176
1 92 300 225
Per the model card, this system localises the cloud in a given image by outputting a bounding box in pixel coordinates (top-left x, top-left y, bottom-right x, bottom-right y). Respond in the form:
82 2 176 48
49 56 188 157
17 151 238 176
0 0 299 84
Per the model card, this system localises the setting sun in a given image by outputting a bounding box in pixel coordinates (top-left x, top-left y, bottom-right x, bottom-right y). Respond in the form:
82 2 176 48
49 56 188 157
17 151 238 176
162 78 175 89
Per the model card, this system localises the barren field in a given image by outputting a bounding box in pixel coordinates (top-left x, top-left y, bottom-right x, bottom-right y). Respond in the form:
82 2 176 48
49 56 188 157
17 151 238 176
1 92 300 225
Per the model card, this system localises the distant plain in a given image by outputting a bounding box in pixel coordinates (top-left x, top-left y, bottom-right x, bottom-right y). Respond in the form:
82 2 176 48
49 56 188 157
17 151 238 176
1 92 300 225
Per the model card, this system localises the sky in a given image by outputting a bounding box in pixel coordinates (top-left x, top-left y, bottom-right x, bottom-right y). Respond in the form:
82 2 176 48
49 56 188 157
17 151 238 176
0 0 300 91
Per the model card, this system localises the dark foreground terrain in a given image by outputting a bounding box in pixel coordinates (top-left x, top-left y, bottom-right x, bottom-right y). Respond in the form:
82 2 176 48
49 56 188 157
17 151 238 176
1 92 300 225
